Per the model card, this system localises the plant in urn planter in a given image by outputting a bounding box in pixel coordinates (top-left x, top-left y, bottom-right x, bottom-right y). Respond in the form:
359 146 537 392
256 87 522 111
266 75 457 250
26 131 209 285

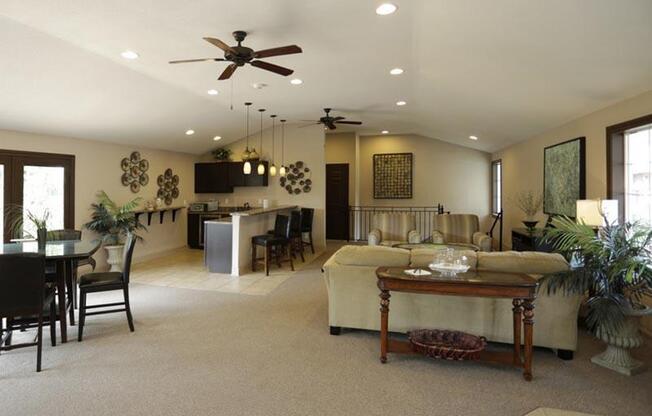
543 216 652 375
513 190 543 231
84 191 146 271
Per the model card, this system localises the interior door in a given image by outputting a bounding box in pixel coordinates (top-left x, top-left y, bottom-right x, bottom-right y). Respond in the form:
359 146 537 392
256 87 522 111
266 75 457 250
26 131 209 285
326 163 350 240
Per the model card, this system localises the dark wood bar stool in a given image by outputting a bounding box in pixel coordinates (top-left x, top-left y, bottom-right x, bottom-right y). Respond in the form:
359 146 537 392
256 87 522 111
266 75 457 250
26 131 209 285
252 214 294 276
300 208 315 254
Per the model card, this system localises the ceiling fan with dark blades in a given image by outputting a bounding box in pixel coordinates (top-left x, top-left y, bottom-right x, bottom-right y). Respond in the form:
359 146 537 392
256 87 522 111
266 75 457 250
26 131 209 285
169 30 302 80
301 108 363 130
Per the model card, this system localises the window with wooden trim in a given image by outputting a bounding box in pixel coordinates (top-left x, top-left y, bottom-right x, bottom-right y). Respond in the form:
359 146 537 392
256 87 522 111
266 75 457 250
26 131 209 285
491 160 502 215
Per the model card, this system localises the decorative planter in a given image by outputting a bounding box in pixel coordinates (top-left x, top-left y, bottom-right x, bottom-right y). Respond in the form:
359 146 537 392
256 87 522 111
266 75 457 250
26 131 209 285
37 228 47 250
591 306 651 375
104 244 124 272
522 220 538 231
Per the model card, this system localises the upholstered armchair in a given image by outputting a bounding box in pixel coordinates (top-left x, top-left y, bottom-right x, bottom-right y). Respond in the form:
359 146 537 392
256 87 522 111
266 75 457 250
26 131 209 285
431 214 492 251
368 213 421 246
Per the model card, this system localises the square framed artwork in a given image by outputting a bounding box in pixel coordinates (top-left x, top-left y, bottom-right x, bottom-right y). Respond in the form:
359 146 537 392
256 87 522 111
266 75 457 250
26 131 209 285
373 153 413 199
543 137 586 217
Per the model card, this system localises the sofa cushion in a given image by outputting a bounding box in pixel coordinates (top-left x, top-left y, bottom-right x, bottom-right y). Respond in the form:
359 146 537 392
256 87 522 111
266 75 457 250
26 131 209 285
333 245 410 267
477 251 569 275
409 249 478 269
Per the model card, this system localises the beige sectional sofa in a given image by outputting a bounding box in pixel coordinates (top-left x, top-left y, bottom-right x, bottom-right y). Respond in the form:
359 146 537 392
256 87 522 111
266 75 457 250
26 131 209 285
322 245 583 355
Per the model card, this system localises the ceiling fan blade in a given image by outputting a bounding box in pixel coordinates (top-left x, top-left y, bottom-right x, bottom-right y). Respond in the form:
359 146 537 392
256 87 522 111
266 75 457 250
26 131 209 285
218 63 238 80
254 45 302 59
333 116 346 121
326 122 337 130
250 60 294 76
335 121 363 125
203 37 236 54
298 122 321 128
169 58 224 64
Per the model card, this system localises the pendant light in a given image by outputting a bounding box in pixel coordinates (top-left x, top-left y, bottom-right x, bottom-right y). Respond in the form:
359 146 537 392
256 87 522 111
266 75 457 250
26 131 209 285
279 119 287 176
243 102 252 174
269 114 277 176
257 108 266 175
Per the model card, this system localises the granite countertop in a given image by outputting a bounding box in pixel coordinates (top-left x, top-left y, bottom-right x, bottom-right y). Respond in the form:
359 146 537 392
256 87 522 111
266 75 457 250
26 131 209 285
204 217 233 224
231 205 298 217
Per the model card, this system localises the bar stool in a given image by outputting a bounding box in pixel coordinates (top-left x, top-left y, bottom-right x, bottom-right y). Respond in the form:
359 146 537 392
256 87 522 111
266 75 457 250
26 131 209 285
252 215 294 276
300 208 315 254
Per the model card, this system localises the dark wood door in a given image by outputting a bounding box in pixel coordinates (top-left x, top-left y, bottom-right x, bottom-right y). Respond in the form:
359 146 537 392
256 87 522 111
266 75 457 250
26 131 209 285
326 163 349 240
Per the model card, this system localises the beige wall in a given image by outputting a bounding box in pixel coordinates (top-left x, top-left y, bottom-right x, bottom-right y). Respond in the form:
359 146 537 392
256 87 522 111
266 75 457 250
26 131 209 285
325 132 356 204
358 134 492 224
492 89 652 335
199 124 327 251
0 129 196 266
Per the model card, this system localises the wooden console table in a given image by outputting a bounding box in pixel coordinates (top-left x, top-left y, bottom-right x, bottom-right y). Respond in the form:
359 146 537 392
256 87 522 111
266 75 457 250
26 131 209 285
376 267 538 381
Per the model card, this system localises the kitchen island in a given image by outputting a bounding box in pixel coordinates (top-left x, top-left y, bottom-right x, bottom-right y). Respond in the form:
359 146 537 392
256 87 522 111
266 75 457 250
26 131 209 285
204 205 297 276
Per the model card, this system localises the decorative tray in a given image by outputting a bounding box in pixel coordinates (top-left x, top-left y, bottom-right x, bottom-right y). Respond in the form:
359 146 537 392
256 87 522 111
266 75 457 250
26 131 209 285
407 329 486 361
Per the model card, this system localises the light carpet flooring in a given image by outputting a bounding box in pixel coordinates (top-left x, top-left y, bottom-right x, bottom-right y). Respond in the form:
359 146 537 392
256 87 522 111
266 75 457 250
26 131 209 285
1 245 651 416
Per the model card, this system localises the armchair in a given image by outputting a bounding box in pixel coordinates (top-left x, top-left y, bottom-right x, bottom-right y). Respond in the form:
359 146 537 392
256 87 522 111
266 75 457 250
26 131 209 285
431 214 492 251
368 212 421 246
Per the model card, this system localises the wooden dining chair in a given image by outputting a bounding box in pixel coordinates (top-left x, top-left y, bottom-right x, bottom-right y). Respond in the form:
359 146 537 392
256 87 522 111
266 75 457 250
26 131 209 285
300 208 315 254
0 253 57 372
77 233 136 341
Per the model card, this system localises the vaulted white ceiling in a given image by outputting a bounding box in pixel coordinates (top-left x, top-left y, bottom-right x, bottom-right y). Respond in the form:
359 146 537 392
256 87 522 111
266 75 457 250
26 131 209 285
1 0 652 154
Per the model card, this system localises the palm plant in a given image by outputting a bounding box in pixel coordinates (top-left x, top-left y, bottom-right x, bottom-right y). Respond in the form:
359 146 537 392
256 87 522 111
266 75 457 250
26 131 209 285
4 204 51 239
84 191 146 245
542 216 652 335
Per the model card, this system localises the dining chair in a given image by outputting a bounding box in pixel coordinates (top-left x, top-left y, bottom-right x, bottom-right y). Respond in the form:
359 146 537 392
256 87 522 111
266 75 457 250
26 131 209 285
0 253 57 372
300 208 315 254
77 233 136 341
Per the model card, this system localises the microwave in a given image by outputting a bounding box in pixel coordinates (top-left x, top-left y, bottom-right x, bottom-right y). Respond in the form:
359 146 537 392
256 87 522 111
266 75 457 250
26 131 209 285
189 201 219 212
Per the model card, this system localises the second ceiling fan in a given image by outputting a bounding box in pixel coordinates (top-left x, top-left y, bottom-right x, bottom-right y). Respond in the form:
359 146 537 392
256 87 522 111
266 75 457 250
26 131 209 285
302 108 363 130
169 30 302 80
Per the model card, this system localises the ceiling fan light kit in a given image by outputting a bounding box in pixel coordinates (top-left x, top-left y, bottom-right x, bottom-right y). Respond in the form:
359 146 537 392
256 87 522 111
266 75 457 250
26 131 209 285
170 31 302 81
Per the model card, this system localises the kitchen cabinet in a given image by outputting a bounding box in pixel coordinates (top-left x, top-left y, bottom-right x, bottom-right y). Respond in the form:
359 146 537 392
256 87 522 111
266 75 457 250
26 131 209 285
195 161 268 193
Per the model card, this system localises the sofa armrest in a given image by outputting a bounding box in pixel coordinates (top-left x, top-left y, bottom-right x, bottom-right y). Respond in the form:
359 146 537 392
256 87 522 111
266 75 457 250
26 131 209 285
407 230 421 244
473 231 492 252
431 230 445 244
368 229 382 246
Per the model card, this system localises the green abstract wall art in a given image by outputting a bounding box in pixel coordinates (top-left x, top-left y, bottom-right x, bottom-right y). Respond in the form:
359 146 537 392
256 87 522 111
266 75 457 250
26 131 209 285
543 137 586 217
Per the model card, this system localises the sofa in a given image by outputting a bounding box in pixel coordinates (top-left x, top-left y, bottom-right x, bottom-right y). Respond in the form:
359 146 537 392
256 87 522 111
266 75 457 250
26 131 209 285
431 214 492 252
322 245 583 354
368 212 421 246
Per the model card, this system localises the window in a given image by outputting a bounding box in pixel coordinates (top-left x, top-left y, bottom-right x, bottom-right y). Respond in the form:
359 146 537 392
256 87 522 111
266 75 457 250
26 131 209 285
0 149 75 243
607 113 652 224
491 160 502 215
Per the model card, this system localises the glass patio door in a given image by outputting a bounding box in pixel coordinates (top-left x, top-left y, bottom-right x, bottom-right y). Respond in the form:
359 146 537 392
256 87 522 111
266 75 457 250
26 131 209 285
0 155 9 244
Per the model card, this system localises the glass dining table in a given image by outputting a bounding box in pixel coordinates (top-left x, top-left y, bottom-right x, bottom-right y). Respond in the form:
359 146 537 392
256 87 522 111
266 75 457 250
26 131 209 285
0 240 101 343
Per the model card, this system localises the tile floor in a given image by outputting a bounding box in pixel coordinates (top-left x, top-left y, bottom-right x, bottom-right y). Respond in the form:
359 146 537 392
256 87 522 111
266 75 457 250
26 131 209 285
526 409 598 416
130 246 322 296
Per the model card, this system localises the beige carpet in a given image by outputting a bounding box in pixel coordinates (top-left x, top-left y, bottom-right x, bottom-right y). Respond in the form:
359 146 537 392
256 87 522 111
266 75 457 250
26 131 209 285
1 247 651 416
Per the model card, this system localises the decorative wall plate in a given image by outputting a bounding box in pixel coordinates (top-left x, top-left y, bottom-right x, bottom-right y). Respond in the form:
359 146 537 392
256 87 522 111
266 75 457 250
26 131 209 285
280 160 312 195
121 151 149 193
157 168 180 205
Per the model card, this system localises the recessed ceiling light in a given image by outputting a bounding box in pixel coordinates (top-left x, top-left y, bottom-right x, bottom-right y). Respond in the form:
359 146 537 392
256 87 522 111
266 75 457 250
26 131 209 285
376 3 398 15
290 78 303 85
396 100 407 106
469 135 478 140
252 83 267 89
389 68 404 75
185 129 195 136
381 130 389 134
213 136 222 141
207 89 218 95
120 50 139 60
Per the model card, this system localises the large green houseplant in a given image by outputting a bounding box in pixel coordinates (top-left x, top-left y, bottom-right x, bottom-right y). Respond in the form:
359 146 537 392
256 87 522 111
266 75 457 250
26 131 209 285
84 191 146 271
542 216 652 375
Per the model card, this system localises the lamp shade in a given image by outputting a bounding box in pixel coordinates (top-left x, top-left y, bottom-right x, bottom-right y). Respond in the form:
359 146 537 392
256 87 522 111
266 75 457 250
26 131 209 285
576 199 618 227
243 161 252 175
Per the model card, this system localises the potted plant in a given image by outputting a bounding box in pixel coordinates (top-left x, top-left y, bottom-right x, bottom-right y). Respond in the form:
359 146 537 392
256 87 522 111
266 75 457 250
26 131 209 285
211 147 232 162
84 191 146 271
513 190 543 231
542 216 652 375
5 206 51 248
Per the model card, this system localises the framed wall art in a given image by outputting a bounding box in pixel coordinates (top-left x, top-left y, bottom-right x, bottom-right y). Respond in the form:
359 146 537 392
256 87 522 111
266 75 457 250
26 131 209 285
543 137 586 217
373 153 413 199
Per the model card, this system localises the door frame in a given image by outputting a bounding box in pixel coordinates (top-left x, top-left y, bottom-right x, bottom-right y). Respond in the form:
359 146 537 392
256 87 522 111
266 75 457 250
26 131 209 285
326 163 350 240
0 149 75 241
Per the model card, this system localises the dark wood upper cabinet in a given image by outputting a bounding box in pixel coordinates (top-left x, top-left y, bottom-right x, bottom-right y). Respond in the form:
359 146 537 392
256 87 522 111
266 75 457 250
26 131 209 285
195 161 268 193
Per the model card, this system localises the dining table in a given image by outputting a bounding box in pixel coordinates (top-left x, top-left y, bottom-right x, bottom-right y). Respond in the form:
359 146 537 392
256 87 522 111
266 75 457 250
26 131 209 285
0 239 101 343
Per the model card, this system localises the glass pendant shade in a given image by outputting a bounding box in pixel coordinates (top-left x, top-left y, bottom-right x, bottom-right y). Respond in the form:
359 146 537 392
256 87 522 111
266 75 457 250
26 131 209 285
269 164 277 177
257 162 265 175
279 165 286 177
243 161 252 174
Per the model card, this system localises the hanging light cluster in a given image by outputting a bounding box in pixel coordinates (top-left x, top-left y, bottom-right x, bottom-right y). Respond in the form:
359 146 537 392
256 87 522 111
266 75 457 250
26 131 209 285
239 102 288 177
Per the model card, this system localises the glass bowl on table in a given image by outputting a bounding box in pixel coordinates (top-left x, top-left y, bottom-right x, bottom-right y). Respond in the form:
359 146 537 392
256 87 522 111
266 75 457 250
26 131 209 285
428 248 470 277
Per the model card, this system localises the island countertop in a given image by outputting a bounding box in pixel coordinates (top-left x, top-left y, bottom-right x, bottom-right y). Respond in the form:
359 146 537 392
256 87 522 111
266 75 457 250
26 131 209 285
230 205 297 217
